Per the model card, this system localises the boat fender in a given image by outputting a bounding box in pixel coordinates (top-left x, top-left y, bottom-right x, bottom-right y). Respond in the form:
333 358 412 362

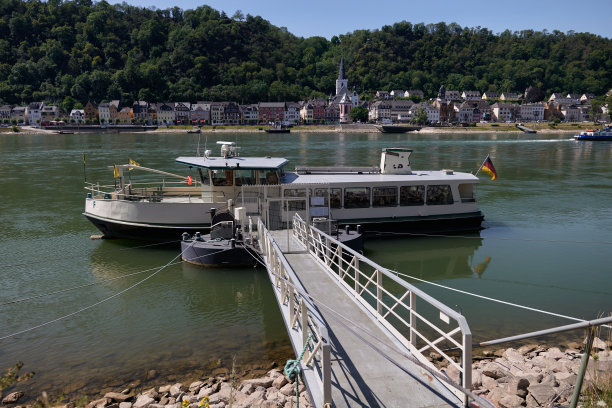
182 232 190 241
230 238 236 249
357 225 362 234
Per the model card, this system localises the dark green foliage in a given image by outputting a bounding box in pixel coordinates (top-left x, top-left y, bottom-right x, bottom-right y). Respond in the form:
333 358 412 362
349 105 368 122
0 1 610 105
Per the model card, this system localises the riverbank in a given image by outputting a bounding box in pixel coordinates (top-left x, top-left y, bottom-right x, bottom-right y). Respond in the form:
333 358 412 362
3 338 610 408
0 123 599 135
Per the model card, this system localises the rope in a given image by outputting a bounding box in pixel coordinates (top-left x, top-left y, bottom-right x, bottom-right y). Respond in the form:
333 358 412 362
0 246 230 307
390 269 612 330
0 240 197 342
284 333 313 408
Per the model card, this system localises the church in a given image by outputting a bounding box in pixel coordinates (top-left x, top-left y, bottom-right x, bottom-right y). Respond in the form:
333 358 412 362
329 56 359 123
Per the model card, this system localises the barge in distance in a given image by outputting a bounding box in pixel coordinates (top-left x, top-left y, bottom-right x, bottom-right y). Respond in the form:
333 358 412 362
83 143 484 241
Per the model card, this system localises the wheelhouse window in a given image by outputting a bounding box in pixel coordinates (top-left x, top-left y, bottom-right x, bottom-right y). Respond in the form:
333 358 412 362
313 188 329 206
344 187 370 209
284 188 308 211
426 185 454 205
259 170 280 185
400 185 424 206
372 186 397 207
211 169 233 186
458 183 475 202
235 169 256 186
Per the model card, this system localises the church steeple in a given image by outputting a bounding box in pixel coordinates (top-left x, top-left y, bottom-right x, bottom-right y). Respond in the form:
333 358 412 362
335 56 348 96
338 55 346 80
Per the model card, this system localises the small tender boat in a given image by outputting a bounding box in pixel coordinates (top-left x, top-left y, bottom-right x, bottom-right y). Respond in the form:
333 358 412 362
181 209 258 267
187 127 201 134
376 125 421 133
574 127 612 141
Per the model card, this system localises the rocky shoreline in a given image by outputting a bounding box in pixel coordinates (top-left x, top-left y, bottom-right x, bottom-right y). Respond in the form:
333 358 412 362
3 338 610 408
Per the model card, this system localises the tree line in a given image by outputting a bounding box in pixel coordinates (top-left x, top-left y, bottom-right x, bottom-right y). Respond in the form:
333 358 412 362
0 0 610 109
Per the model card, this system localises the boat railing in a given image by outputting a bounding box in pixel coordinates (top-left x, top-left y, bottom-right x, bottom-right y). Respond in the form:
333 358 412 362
292 213 473 404
84 181 227 203
257 217 332 407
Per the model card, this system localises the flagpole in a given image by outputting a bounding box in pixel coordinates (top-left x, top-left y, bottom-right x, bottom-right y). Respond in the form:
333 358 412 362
475 154 489 176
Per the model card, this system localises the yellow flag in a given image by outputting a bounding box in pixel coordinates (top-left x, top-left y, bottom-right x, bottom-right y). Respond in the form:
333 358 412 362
113 164 120 178
128 158 140 171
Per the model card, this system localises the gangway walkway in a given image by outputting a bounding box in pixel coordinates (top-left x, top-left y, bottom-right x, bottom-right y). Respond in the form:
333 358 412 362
256 215 474 408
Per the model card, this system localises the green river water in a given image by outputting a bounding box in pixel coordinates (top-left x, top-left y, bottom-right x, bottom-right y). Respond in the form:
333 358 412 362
0 131 610 401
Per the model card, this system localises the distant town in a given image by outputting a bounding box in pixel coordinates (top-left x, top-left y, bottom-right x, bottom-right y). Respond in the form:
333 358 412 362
1 58 609 128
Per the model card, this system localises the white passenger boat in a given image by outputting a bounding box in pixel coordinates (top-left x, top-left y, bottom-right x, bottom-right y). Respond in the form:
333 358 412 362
84 142 484 240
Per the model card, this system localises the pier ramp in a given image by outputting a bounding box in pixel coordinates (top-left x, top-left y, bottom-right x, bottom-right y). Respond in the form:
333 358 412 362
256 215 475 408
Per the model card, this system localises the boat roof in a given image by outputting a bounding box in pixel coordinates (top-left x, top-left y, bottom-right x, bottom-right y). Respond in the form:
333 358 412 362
175 156 289 170
282 170 479 185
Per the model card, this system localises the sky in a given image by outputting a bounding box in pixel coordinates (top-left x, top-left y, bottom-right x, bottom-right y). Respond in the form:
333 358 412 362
107 0 612 39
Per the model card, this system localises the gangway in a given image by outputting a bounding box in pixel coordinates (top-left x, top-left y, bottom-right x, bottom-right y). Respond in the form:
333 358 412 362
255 214 477 408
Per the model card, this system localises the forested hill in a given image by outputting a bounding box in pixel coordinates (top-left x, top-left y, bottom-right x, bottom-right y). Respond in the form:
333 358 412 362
1 0 611 107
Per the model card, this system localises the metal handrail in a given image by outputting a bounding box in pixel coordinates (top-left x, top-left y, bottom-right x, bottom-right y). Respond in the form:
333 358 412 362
292 213 472 403
257 218 332 407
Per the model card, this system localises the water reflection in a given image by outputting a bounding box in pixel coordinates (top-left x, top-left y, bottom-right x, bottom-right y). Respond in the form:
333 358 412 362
364 234 484 282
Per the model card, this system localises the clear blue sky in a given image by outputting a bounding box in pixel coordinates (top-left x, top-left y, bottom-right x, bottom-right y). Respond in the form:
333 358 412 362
108 0 612 39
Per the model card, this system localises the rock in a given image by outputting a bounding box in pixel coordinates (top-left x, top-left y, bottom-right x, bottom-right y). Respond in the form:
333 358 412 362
267 369 283 378
542 347 567 360
239 383 255 395
104 393 133 403
279 382 296 397
527 383 556 405
272 375 288 389
498 394 524 408
507 377 530 398
169 383 186 398
241 377 274 389
525 393 538 407
2 392 24 404
485 386 508 405
158 385 172 394
119 403 132 408
132 395 155 408
197 383 220 399
517 344 538 355
502 348 525 364
234 389 265 408
593 337 608 351
86 398 111 408
158 397 169 405
189 381 205 393
481 362 510 379
471 370 483 388
481 374 498 391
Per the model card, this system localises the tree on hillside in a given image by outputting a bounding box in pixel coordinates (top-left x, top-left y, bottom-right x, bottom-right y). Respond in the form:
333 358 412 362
525 86 545 103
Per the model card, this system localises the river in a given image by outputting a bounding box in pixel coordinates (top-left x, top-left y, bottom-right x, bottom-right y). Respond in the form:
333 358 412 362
0 131 610 402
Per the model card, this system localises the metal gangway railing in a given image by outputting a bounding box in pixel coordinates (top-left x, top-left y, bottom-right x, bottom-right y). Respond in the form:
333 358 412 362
291 213 473 404
256 217 332 407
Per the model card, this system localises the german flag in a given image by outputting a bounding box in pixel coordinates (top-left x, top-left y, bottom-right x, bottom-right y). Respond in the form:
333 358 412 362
479 155 497 180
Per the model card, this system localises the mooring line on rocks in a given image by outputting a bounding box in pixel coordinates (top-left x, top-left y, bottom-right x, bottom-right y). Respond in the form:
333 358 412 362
0 240 198 341
390 269 612 330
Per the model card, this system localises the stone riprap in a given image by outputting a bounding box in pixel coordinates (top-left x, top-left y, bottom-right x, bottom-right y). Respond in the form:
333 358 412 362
82 368 310 408
438 338 611 408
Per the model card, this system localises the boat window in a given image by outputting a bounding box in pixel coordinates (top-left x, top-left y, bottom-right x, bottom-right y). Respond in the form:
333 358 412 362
400 185 424 206
198 169 209 186
458 184 476 203
259 170 279 185
235 169 256 186
211 169 233 186
344 187 370 209
426 185 454 205
284 188 308 211
373 186 397 207
313 188 329 206
330 188 342 208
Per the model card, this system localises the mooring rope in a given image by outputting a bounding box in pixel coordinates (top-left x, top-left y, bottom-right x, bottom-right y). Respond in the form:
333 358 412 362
0 240 197 341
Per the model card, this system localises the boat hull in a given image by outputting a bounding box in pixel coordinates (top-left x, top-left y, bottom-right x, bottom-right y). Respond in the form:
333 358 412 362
338 211 484 237
574 135 612 141
84 213 211 241
181 239 257 267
